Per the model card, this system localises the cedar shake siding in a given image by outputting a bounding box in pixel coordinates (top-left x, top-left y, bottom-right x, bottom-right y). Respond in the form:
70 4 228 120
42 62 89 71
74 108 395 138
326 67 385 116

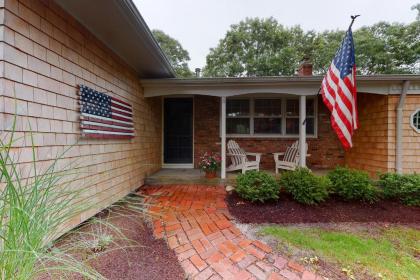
387 95 420 173
344 93 390 174
0 0 162 230
194 95 345 170
345 93 420 176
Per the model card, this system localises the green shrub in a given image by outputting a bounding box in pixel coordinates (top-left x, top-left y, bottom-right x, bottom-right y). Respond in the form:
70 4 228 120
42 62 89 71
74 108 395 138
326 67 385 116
235 170 279 203
378 173 420 206
327 167 379 203
279 168 330 205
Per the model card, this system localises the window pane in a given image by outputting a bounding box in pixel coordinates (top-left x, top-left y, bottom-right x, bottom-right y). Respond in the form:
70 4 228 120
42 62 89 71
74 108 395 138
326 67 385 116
306 117 314 135
227 99 249 117
286 99 299 116
254 118 281 134
255 99 282 117
306 98 315 116
286 118 299 134
411 110 420 131
227 118 250 134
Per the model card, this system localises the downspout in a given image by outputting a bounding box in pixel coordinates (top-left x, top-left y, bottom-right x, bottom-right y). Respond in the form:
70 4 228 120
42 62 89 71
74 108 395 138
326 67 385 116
395 80 410 174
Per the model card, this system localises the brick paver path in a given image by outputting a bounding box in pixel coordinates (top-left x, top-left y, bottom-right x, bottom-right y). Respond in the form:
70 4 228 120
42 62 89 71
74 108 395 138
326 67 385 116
140 185 321 280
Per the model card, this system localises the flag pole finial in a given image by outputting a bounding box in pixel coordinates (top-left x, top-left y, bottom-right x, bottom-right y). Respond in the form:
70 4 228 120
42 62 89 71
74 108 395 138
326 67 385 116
349 15 360 30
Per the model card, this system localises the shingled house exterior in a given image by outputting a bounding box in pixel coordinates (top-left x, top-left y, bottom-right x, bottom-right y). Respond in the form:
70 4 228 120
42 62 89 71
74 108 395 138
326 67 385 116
142 76 420 177
0 0 419 231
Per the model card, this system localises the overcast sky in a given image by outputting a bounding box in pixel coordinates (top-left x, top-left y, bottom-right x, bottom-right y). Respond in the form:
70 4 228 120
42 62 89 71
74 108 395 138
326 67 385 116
133 0 419 70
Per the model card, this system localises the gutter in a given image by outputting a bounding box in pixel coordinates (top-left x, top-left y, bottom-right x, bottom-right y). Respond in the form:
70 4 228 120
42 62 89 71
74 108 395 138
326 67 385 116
395 80 410 174
141 74 420 86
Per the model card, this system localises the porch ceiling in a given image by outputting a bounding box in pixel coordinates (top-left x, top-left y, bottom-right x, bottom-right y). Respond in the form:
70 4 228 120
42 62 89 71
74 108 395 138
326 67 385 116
141 75 420 97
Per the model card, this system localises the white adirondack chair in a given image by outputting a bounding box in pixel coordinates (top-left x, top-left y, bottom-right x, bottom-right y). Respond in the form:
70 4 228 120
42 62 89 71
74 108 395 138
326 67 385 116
226 140 261 174
273 140 308 173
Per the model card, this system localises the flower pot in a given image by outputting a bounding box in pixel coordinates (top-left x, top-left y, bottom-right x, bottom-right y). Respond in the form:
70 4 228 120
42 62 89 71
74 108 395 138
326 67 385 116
205 171 217 179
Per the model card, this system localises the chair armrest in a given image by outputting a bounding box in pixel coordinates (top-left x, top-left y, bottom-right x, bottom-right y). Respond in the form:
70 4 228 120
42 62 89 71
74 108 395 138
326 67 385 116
272 152 285 162
245 152 262 156
227 153 246 157
245 152 261 163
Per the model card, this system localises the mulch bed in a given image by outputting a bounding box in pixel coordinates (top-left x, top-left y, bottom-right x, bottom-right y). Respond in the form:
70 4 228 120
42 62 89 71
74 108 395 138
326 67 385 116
46 204 184 280
86 214 184 280
227 192 420 224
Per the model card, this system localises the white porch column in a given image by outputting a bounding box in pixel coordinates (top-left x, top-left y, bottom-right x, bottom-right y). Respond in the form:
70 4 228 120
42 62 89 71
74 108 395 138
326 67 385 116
221 96 227 179
299 95 306 167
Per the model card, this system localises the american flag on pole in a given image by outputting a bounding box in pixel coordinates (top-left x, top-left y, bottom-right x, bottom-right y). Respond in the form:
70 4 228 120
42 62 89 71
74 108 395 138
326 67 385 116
78 85 134 139
321 28 358 150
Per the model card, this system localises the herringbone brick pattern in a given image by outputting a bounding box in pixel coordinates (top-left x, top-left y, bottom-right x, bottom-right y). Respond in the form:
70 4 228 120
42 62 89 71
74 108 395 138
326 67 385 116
139 185 321 280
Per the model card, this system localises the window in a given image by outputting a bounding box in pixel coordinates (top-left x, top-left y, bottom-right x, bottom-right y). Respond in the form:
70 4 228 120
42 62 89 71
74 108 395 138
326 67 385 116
227 99 250 134
225 97 317 137
254 99 282 134
411 108 420 133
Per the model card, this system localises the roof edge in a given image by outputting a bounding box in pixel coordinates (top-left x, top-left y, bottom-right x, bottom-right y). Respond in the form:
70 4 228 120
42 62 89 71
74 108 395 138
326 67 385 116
120 0 175 77
141 74 420 85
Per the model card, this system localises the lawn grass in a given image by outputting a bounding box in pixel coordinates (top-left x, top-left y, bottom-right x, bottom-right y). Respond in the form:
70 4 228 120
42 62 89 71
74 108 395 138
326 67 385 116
260 226 419 280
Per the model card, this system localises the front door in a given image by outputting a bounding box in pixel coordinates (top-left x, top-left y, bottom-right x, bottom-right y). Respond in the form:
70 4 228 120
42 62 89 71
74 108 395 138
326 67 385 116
164 98 193 165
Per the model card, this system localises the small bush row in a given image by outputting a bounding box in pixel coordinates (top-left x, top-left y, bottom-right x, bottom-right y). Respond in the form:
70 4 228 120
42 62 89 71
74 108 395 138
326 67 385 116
327 167 379 203
279 168 330 205
235 170 279 202
235 168 420 206
378 173 420 206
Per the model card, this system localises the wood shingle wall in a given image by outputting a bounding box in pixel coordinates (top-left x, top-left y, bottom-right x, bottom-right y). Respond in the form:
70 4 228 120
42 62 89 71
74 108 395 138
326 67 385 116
345 93 420 176
387 95 420 173
0 0 162 230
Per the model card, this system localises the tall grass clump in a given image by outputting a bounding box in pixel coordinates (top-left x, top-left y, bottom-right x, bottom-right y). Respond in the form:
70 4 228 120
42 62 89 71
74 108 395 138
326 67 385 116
0 125 107 279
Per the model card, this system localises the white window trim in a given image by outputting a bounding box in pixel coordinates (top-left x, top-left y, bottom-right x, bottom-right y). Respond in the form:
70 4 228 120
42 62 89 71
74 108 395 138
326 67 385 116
221 96 318 139
410 108 420 133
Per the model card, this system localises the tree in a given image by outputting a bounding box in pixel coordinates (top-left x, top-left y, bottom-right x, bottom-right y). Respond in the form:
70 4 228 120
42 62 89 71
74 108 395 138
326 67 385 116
203 18 313 77
413 3 420 20
203 9 420 77
352 21 419 74
152 30 193 78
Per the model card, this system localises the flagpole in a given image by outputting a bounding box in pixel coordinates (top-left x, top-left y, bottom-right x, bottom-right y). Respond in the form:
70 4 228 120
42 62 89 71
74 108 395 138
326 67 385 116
348 15 360 30
304 15 360 126
315 15 360 97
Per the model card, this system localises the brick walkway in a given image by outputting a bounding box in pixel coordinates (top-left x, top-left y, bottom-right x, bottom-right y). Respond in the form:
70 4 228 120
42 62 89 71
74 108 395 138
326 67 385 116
140 185 320 280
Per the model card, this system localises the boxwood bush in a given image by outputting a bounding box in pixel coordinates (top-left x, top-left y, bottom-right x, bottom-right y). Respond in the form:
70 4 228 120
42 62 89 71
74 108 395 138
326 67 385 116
378 173 420 206
279 168 330 205
235 170 279 203
327 167 379 203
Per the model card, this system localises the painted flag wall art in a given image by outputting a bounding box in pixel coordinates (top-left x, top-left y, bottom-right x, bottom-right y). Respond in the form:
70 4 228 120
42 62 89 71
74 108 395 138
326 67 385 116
78 85 134 139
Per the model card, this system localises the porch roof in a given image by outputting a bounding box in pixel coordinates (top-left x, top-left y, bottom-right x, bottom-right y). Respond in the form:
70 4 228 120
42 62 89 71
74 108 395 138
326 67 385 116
141 74 420 97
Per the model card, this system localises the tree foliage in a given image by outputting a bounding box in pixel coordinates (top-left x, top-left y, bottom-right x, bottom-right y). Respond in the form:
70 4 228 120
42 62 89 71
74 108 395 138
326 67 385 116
203 9 420 77
152 30 193 78
203 18 311 77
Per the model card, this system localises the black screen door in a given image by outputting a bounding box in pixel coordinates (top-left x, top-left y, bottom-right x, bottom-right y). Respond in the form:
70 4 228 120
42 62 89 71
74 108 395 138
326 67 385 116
164 98 193 164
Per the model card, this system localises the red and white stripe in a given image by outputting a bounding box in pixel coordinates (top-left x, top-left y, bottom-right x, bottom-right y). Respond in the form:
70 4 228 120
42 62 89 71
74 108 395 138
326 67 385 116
321 63 358 150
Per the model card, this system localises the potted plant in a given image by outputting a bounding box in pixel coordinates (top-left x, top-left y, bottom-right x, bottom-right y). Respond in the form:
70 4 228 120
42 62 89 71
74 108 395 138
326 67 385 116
199 152 221 178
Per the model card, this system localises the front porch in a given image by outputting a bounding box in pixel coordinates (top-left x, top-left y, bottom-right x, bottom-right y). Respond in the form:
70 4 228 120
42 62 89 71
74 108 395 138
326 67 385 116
145 168 331 186
142 77 351 179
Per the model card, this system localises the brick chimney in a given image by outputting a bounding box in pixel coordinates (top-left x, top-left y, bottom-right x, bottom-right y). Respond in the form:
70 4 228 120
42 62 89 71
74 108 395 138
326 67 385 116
298 56 313 76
